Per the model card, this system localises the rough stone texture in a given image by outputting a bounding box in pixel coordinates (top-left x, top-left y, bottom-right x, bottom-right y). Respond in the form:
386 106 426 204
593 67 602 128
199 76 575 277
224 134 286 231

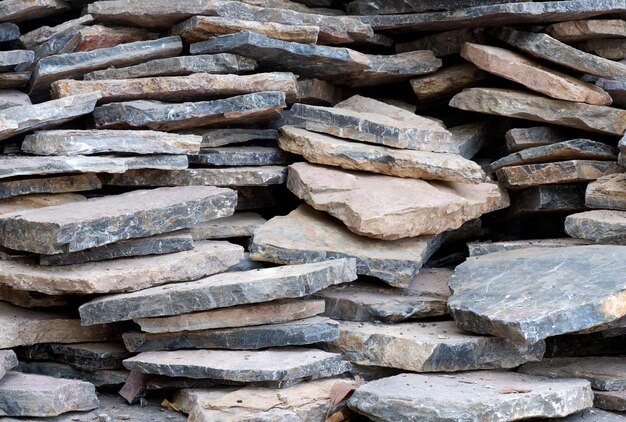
0 186 236 254
0 372 98 417
449 122 490 159
448 245 626 343
0 193 85 216
249 205 445 288
63 25 159 53
278 126 485 184
594 390 626 412
191 212 266 240
450 88 626 135
461 42 612 105
347 0 524 14
0 50 34 72
296 78 342 106
547 19 626 43
348 372 593 422
19 15 93 50
0 72 30 89
519 357 626 391
0 90 31 111
0 0 69 23
22 129 202 156
193 128 277 148
326 320 544 372
105 154 189 171
586 173 626 210
17 362 128 388
505 126 572 152
123 316 339 352
52 72 298 104
577 39 626 60
0 350 17 380
288 162 503 239
565 210 626 244
496 160 621 190
0 240 243 295
18 342 131 371
318 268 452 322
0 174 101 199
508 185 586 216
93 91 286 131
595 78 626 108
135 298 325 334
189 146 292 167
410 63 489 103
0 22 19 43
468 238 591 256
396 27 488 56
123 348 350 387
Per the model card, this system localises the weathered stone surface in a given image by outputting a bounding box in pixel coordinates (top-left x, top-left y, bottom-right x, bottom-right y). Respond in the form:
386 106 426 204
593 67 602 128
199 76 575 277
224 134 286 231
0 0 69 23
0 50 34 72
17 362 127 388
191 128 277 148
123 348 350 387
102 166 287 187
577 38 626 60
594 390 626 411
450 88 626 135
318 268 452 322
0 350 17 380
39 231 194 266
587 173 626 210
0 92 100 142
279 125 486 184
547 19 626 43
505 126 572 152
0 186 235 254
62 25 158 53
0 22 19 43
410 62 489 103
191 212 266 240
18 342 131 371
288 162 502 239
0 90 31 111
104 154 189 171
53 72 298 104
509 184 587 216
0 372 98 417
19 15 94 49
565 210 626 244
448 122 490 159
0 193 85 216
189 147 291 167
347 0 524 14
0 240 243 295
348 372 593 422
93 91 286 131
0 72 30 89
448 245 626 343
0 174 100 200
468 238 591 256
79 258 356 325
462 42 612 105
396 27 487 56
136 298 325 334
250 205 445 288
595 78 626 107
123 316 339 352
22 129 202 156
495 160 621 189
174 15 319 44
296 78 342 106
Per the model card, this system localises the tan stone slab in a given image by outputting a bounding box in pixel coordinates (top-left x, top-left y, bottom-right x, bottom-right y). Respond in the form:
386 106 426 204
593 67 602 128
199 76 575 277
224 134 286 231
0 193 85 216
68 25 158 52
410 63 490 103
586 173 626 210
565 210 626 244
546 19 626 43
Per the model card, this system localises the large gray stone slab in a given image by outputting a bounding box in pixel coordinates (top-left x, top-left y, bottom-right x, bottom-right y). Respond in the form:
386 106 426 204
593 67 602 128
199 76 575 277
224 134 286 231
506 126 572 152
468 238 591 256
448 245 626 343
0 0 69 23
17 342 131 371
191 212 266 240
79 258 357 325
0 174 101 199
348 372 593 422
189 146 292 167
587 173 626 210
0 350 17 380
565 210 626 244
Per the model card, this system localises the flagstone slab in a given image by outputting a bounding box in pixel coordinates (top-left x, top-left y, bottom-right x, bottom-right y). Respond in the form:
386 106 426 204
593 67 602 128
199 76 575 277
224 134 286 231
0 0 69 23
193 128 277 148
594 390 626 412
15 362 128 388
0 50 34 72
547 19 626 43
586 173 626 210
0 350 17 380
468 238 591 256
191 212 266 240
346 0 524 14
577 38 626 60
565 210 626 244
189 146 292 167
0 193 85 216
17 342 131 371
505 126 572 152
0 174 101 199
410 62 490 103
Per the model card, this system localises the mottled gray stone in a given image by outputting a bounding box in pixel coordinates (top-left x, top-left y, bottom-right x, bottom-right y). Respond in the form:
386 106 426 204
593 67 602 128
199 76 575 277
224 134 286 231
577 38 626 60
348 372 593 422
449 122 490 159
0 50 33 72
79 258 356 325
347 0 524 14
505 126 572 152
0 174 100 200
16 362 128 388
0 186 235 254
0 0 69 23
191 212 266 240
123 348 350 387
509 184 587 216
448 245 626 343
0 350 17 380
468 238 591 257
250 205 445 288
565 210 626 244
189 146 292 167
115 154 189 171
93 91 286 131
22 129 202 156
18 342 131 371
586 173 626 210
410 63 490 103
0 22 19 43
546 19 626 43
594 78 626 108
594 390 626 412
123 316 339 352
192 128 277 148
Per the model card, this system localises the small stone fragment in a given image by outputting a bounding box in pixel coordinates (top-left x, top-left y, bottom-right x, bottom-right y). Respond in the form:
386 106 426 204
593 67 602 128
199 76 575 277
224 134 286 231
0 22 19 43
0 50 34 72
565 210 626 244
586 173 626 210
508 185 587 216
191 212 266 240
594 390 626 412
296 78 342 106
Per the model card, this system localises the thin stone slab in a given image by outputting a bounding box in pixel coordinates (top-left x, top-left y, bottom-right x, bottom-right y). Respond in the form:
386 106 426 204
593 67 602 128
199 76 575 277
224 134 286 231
0 186 236 254
577 38 626 60
0 174 101 199
296 78 342 106
0 72 30 89
0 240 243 295
191 212 266 240
108 154 189 171
123 316 339 352
506 127 574 152
595 78 626 107
0 350 17 380
565 210 626 244
449 122 490 159
0 90 31 111
410 63 489 103
15 362 128 388
18 342 131 371
93 91 286 131
79 258 356 325
189 146 292 167
546 19 626 43
594 390 626 412
450 88 626 135
346 0 524 14
495 160 621 189
586 173 626 210
250 205 445 288
122 348 350 387
468 238 591 257
509 185 587 216
0 193 85 216
52 72 298 104
288 162 502 239
448 245 626 343
193 128 277 148
61 25 159 54
0 50 34 72
0 372 98 417
348 372 593 422
0 0 69 23
19 15 94 50
461 42 612 105
22 129 202 156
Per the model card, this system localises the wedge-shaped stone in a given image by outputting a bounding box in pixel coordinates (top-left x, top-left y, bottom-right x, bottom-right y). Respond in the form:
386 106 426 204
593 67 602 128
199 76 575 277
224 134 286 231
448 245 626 343
93 91 286 131
468 238 591 256
509 185 586 216
318 268 452 322
505 126 572 152
0 350 17 380
191 212 266 240
587 173 626 210
462 42 612 105
279 126 486 184
79 259 356 325
0 372 98 417
348 372 593 422
496 160 621 189
0 50 33 72
0 186 235 254
288 162 502 239
450 88 626 135
18 342 131 371
327 320 544 372
123 316 339 352
0 240 243 295
0 174 100 199
346 0 524 14
189 146 292 167
193 128 277 148
22 129 202 156
547 19 626 43
123 348 350 387
410 63 489 103
52 72 298 104
0 0 69 23
565 210 626 244
250 205 444 288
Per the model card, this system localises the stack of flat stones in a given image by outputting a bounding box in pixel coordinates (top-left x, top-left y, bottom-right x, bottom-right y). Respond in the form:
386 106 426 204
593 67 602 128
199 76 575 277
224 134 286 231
0 0 624 420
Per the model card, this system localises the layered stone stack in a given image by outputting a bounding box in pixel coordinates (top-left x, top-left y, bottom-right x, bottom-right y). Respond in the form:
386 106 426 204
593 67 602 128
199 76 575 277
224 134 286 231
0 0 625 421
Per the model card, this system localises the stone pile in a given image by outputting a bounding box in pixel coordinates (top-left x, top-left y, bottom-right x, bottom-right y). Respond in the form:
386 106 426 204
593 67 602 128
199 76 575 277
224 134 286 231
0 0 624 421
